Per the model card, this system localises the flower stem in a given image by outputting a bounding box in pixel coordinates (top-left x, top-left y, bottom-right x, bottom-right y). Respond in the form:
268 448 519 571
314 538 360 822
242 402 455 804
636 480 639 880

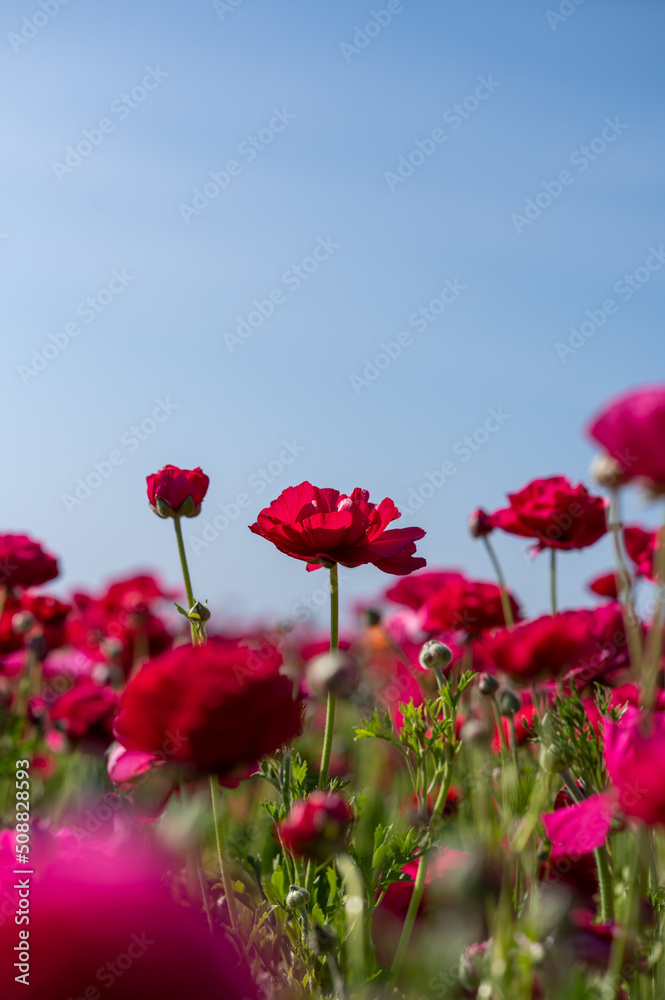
594 845 615 923
482 536 514 628
173 516 204 645
319 564 339 788
549 548 558 615
209 775 239 932
390 850 428 977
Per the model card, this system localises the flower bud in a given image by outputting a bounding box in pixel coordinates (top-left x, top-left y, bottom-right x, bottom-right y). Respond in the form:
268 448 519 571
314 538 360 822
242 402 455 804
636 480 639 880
188 601 211 623
478 672 499 696
363 608 382 627
499 689 521 717
26 631 48 659
12 611 36 634
460 718 490 744
418 640 453 672
539 741 574 774
468 508 494 538
590 454 627 490
306 652 358 699
286 885 311 910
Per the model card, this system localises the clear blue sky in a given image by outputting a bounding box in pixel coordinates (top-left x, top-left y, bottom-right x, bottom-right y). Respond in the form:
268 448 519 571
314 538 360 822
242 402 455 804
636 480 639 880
2 0 664 628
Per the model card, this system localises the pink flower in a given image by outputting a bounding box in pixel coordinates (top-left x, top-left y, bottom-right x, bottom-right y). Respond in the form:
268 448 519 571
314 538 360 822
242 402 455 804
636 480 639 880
587 384 665 489
541 792 617 860
249 482 426 575
603 706 665 825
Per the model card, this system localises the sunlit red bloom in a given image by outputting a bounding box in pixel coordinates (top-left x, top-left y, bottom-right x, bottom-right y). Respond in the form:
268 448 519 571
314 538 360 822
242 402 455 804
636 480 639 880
587 572 619 600
603 706 665 825
49 680 119 746
146 464 210 518
0 836 257 999
114 640 303 778
278 791 353 860
587 384 665 489
624 525 660 580
385 570 467 611
418 573 521 635
0 533 59 589
487 476 607 551
484 612 590 681
249 482 426 575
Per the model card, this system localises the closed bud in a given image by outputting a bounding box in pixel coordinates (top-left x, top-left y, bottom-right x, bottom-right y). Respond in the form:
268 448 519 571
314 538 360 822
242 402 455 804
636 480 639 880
478 672 499 696
419 640 453 672
460 718 490 744
12 611 36 634
539 741 574 773
590 454 627 490
306 652 358 699
26 630 47 659
364 608 382 626
468 507 494 538
189 601 211 623
286 885 311 909
499 689 521 717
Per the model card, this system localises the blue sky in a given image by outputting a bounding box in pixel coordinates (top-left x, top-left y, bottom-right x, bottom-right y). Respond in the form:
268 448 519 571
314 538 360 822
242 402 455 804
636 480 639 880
1 0 664 628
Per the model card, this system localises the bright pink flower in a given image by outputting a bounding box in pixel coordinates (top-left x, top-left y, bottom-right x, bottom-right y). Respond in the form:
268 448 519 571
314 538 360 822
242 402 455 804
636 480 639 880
146 464 210 518
278 792 353 860
587 572 619 600
419 575 520 635
114 639 304 777
603 706 665 825
0 533 59 589
587 384 665 488
484 612 590 681
541 792 617 860
249 482 426 575
624 525 659 580
487 476 607 551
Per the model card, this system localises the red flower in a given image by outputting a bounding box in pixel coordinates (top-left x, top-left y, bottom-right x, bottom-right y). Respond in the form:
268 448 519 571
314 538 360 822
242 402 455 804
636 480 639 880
587 572 619 600
418 573 521 635
587 384 665 489
491 701 538 754
624 525 659 580
385 570 465 611
603 706 665 825
487 476 607 551
278 792 353 860
484 612 590 681
468 507 494 538
49 680 119 746
146 465 209 518
113 640 303 777
541 791 617 861
249 482 426 575
0 533 59 589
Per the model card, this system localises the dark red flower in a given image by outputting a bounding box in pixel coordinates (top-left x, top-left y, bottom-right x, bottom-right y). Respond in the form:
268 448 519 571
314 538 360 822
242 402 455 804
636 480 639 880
113 640 303 777
587 384 665 489
278 791 353 860
0 533 59 589
249 482 426 575
487 476 607 551
587 572 619 600
484 612 590 681
146 465 210 518
49 680 119 746
468 507 494 538
624 525 659 580
20 593 71 650
418 574 521 635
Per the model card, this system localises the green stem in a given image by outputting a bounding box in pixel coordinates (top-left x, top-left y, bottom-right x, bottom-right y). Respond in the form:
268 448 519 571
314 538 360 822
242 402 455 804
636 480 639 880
209 775 239 932
594 845 615 923
318 564 339 788
549 548 557 615
391 851 428 977
173 516 204 645
482 536 514 627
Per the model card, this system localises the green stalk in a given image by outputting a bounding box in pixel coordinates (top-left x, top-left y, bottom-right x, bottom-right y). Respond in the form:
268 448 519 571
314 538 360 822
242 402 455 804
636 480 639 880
173 515 205 645
482 536 514 627
318 564 339 788
549 548 558 615
209 775 239 932
390 849 428 978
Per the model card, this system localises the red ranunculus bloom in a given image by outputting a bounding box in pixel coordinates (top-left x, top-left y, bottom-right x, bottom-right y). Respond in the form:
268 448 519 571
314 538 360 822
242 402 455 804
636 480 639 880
624 525 659 580
487 476 607 551
0 533 59 589
113 640 304 777
146 465 210 518
278 791 353 860
249 482 426 575
603 706 665 825
484 612 590 681
587 572 619 600
49 680 119 745
418 573 521 635
385 570 466 611
587 384 665 489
